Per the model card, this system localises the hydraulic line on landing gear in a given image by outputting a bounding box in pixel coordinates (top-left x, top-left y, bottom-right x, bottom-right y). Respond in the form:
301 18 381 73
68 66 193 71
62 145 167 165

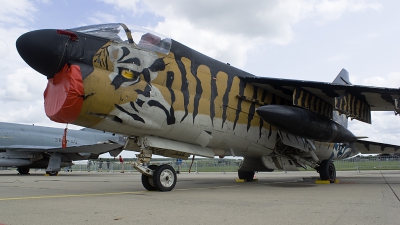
188 155 195 173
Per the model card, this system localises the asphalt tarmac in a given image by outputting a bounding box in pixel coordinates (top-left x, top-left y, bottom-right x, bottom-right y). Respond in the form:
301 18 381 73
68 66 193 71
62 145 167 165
0 169 399 225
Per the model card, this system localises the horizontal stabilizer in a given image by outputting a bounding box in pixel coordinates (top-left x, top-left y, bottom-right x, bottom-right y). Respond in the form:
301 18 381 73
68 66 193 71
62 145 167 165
355 140 400 154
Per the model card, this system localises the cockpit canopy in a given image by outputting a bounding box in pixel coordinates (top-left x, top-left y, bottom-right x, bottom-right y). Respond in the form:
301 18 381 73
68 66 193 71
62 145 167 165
70 23 172 55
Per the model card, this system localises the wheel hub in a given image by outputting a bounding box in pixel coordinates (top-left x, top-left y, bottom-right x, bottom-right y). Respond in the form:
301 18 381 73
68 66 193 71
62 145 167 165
160 169 174 187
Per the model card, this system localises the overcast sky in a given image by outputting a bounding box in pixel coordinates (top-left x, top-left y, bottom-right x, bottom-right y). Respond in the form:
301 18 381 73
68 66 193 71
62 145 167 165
1 0 399 158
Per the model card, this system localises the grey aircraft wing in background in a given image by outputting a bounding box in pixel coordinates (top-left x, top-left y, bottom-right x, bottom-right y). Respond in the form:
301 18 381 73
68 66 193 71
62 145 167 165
0 122 124 175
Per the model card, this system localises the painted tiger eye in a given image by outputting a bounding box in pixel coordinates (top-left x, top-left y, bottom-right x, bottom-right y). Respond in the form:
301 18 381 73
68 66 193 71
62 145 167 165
121 69 134 79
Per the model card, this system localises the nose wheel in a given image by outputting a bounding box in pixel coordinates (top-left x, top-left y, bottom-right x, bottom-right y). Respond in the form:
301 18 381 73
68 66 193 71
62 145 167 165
153 164 177 191
140 164 177 191
141 165 158 191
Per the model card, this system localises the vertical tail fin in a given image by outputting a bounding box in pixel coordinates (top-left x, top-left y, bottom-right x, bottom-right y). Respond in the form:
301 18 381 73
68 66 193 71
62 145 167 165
332 69 352 85
332 69 350 128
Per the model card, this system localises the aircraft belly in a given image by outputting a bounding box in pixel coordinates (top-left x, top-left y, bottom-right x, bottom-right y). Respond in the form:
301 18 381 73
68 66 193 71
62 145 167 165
312 141 355 160
159 113 276 156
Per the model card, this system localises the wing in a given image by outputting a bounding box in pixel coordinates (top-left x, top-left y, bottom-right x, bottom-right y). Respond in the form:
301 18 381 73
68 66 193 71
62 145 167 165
355 140 400 154
241 73 400 124
3 143 123 154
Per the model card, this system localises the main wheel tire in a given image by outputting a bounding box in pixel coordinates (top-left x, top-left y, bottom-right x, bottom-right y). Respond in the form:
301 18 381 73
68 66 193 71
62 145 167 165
319 160 336 182
141 165 158 191
238 171 255 182
46 171 58 176
17 167 30 175
152 164 177 192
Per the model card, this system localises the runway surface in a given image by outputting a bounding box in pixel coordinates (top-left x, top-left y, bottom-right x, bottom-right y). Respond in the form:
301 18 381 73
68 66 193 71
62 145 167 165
0 170 399 225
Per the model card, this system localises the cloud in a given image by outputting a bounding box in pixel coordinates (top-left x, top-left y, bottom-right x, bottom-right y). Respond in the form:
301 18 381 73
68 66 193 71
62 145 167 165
100 0 382 68
327 53 351 62
0 25 39 108
105 0 382 43
0 0 37 26
0 0 52 127
361 72 400 88
100 0 142 14
349 71 400 145
0 26 30 68
1 99 46 123
144 0 310 45
349 111 400 145
148 19 262 68
314 0 381 23
0 1 38 76
87 11 120 24
0 67 47 101
364 32 380 39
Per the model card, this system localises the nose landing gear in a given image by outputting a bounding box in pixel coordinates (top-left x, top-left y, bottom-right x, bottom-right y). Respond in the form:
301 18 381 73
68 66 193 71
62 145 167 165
139 164 177 191
152 164 177 191
141 165 158 191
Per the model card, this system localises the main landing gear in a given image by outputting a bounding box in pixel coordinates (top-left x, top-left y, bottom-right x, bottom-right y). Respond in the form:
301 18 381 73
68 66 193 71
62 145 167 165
46 171 59 176
17 167 30 175
17 167 58 176
238 171 255 182
316 159 336 183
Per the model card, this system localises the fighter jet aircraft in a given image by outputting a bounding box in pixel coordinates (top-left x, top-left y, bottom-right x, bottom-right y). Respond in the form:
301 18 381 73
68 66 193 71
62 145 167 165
16 23 400 190
0 122 123 175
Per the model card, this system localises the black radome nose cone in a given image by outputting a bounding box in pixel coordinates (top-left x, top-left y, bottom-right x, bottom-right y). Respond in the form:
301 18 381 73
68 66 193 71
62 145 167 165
16 29 67 78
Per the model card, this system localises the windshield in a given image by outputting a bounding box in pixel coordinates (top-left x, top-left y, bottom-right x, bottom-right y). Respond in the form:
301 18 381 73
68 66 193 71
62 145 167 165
70 23 172 55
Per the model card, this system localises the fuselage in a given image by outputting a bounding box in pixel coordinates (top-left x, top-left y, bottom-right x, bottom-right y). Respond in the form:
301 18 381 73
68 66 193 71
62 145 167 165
15 24 354 161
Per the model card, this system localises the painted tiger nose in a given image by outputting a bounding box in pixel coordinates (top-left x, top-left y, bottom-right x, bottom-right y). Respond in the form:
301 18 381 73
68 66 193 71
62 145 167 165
16 29 68 79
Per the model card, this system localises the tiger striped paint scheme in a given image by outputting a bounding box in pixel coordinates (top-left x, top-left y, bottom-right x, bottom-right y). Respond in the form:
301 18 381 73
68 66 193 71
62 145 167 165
334 92 371 124
70 35 348 161
15 24 400 183
293 88 333 119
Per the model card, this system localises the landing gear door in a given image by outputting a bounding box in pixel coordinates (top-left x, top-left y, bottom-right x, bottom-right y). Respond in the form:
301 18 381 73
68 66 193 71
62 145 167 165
278 131 309 152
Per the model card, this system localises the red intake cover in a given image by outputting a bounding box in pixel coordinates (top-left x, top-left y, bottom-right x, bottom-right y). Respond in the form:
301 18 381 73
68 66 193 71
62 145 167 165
44 64 84 123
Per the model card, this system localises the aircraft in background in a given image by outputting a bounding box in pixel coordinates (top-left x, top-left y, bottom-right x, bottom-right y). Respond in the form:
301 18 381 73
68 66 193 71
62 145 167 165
0 122 123 175
16 23 400 190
